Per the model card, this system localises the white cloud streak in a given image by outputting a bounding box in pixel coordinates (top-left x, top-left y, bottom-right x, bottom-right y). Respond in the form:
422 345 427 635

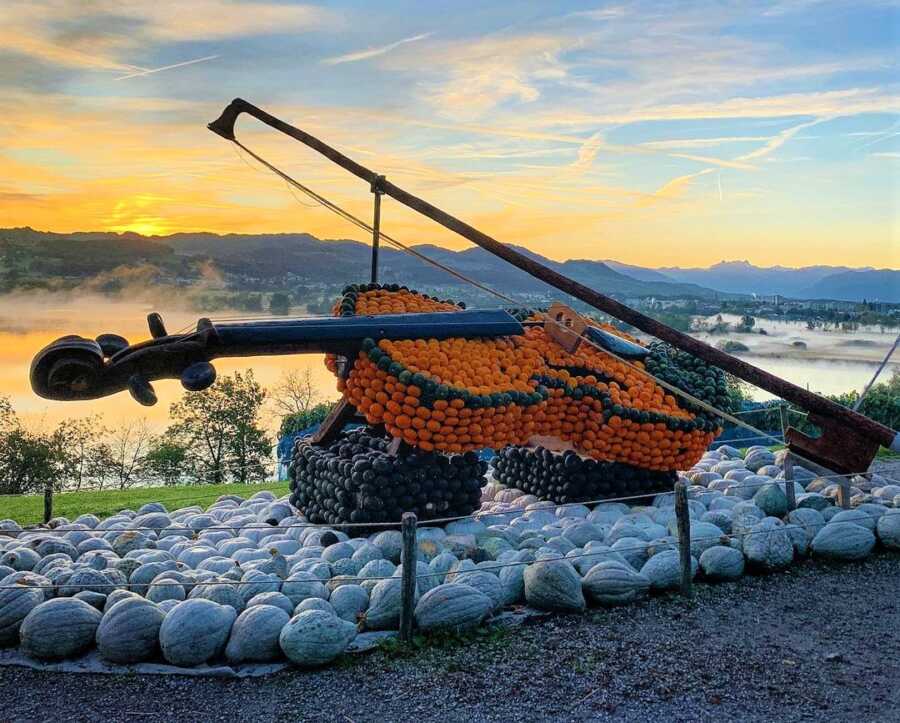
322 32 434 65
115 55 219 80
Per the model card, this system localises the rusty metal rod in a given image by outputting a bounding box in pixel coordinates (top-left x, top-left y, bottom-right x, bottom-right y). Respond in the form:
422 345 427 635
208 98 899 452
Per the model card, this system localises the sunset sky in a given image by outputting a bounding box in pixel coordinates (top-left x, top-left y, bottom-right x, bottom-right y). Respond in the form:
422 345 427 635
1 0 897 268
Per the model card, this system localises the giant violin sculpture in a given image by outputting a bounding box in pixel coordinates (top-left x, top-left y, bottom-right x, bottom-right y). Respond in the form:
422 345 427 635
31 284 728 524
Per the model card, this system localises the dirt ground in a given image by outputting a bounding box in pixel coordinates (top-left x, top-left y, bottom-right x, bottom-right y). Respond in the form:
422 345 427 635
2 552 898 723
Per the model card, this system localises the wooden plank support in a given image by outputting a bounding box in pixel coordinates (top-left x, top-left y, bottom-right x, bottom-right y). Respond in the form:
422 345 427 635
399 512 418 644
309 399 357 446
208 99 900 473
674 481 693 598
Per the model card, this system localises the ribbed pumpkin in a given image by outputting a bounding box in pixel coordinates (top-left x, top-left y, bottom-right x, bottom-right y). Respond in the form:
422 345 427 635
698 546 745 581
279 610 356 667
158 598 236 667
0 584 44 646
225 604 291 664
360 577 407 631
810 522 876 561
96 597 165 663
582 562 650 606
20 598 102 661
329 584 370 623
450 570 504 610
877 510 900 551
414 583 493 632
523 559 585 612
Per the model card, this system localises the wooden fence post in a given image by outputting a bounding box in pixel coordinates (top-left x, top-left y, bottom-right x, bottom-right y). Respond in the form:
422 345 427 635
399 512 417 643
837 478 852 510
778 404 796 512
43 482 53 525
782 453 797 512
674 481 693 598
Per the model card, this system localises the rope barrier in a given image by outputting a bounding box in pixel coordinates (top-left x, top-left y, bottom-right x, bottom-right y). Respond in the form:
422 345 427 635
4 471 896 538
710 435 784 446
0 517 889 592
0 488 679 536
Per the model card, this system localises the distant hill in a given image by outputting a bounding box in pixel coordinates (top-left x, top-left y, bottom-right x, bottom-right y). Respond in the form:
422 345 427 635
655 261 855 296
0 228 731 301
602 260 677 284
800 269 900 303
2 228 894 302
649 260 897 302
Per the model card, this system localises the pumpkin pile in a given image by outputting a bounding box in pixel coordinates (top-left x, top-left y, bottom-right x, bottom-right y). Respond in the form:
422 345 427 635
492 446 675 505
289 428 485 525
330 283 722 474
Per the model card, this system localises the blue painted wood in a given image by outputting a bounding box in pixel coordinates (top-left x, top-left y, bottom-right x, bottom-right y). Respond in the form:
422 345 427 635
214 309 522 348
584 326 648 360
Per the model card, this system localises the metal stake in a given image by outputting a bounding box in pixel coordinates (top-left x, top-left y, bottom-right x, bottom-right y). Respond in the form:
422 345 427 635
370 175 385 284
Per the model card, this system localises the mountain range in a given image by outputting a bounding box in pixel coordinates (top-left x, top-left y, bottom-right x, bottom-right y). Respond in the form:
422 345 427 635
604 259 898 302
1 228 897 303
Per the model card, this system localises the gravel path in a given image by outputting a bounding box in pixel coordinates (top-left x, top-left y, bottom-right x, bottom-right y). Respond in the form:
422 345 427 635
3 552 898 722
872 457 900 480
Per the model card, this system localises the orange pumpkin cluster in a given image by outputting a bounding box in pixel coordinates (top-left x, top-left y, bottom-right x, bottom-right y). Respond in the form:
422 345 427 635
329 285 717 471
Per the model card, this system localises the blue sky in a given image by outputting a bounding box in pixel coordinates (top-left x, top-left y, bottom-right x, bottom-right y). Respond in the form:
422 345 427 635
0 0 897 268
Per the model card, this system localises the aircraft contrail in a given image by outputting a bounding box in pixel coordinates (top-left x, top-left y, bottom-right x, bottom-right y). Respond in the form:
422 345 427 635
115 55 219 80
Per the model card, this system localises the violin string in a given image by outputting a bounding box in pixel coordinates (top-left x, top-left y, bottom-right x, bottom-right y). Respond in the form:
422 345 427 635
217 137 887 478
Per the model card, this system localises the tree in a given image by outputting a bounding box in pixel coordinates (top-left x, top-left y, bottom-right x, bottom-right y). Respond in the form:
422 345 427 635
0 398 69 495
54 415 108 491
271 368 320 418
269 292 291 316
279 401 336 437
94 419 153 490
167 371 272 484
141 437 190 486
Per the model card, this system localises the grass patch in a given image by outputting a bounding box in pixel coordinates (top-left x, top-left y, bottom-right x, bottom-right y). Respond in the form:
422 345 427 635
377 626 510 661
3 482 291 526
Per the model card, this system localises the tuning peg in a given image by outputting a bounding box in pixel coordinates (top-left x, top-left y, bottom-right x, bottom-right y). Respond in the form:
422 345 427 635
95 333 129 357
127 374 157 406
181 361 217 392
147 312 167 338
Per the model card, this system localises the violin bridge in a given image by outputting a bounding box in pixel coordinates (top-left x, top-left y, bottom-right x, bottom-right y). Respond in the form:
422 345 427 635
544 302 588 353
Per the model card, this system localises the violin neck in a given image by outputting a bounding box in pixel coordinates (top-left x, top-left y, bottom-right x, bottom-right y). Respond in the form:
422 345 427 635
207 309 523 358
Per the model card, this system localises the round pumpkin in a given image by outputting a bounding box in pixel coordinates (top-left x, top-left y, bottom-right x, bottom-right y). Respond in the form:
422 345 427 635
279 610 356 667
582 562 650 606
523 559 585 612
158 598 236 667
96 597 165 663
415 582 493 632
225 604 290 663
0 584 44 646
20 597 102 661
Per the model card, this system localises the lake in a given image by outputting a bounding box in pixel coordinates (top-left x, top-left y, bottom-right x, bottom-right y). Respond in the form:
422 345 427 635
1 297 896 433
690 314 898 400
0 295 341 433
